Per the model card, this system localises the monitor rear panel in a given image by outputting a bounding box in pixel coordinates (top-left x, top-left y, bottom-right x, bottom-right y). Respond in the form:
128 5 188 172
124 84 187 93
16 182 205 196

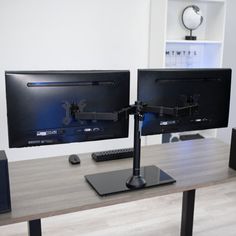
138 69 231 135
6 70 130 148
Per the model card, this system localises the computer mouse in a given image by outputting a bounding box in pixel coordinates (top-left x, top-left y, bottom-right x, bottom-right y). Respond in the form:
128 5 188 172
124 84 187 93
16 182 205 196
68 154 81 165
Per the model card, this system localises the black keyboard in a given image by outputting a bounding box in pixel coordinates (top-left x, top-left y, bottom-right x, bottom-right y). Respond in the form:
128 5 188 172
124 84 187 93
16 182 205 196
92 148 134 162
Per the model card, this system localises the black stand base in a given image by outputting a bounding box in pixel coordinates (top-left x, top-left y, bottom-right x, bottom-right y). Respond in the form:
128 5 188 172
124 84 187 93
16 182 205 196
126 175 146 189
85 165 176 196
185 36 197 40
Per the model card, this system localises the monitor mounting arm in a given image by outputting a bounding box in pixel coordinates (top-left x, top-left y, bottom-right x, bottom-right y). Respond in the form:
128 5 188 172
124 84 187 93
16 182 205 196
62 100 119 125
142 103 199 117
63 99 198 125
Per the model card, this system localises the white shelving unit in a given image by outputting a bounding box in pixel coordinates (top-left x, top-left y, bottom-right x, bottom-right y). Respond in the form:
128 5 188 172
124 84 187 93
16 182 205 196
166 0 226 69
147 0 227 145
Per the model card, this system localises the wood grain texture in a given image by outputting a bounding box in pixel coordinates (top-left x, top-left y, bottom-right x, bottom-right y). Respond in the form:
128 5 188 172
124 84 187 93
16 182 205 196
1 181 236 236
0 138 236 227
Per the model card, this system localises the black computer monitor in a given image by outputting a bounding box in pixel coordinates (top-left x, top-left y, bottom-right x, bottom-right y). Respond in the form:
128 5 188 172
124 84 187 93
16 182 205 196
138 68 231 136
5 70 130 148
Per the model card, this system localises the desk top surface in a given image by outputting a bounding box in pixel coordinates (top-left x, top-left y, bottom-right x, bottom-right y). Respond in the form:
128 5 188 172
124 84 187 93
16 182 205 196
1 138 236 226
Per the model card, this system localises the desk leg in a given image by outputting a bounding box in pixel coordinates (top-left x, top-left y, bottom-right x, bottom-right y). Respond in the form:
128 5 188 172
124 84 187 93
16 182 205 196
28 219 42 236
181 189 196 236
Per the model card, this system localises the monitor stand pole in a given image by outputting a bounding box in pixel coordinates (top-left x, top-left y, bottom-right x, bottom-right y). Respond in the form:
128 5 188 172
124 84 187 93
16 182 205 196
126 101 146 189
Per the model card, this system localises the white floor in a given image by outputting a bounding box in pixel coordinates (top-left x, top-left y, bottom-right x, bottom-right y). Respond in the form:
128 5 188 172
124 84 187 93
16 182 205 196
1 181 236 236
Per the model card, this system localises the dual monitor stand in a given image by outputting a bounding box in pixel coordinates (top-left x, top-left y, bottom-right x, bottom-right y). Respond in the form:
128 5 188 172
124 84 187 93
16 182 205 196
85 101 176 196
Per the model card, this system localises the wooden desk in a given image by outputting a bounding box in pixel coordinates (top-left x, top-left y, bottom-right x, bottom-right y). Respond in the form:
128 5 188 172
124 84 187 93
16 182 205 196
1 138 236 236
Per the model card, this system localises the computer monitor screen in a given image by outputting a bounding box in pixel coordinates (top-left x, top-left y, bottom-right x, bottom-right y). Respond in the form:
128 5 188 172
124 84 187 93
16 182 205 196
138 69 231 136
6 70 130 148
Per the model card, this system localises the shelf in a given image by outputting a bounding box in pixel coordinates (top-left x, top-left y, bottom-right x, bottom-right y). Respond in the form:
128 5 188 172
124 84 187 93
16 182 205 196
166 40 223 44
169 0 225 3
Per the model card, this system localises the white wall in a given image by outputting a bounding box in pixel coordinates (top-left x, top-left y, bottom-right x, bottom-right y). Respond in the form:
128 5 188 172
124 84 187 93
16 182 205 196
0 0 151 161
217 0 236 144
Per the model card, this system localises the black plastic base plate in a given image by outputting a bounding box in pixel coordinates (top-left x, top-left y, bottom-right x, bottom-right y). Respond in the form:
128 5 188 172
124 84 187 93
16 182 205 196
185 36 197 40
85 165 176 196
